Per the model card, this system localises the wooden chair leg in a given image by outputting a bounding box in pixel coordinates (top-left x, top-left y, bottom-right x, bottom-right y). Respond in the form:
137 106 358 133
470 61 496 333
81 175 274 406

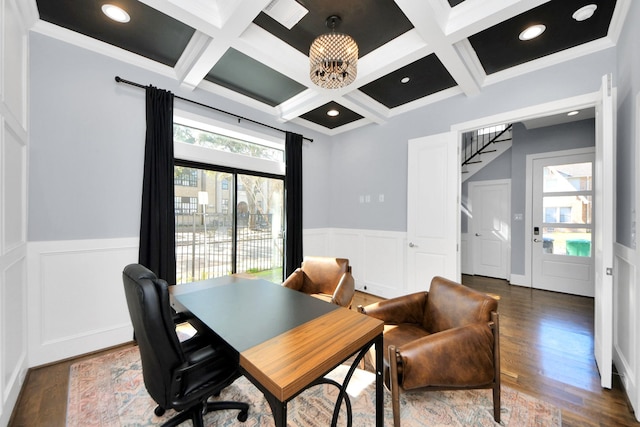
492 311 501 423
493 384 501 422
389 345 401 427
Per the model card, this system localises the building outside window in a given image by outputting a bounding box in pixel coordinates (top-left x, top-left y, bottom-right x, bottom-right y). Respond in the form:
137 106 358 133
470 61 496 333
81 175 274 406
173 119 285 284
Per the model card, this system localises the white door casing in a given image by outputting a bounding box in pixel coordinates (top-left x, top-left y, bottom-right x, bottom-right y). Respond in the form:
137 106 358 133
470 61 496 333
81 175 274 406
594 74 615 389
407 132 459 293
470 180 511 279
530 151 595 297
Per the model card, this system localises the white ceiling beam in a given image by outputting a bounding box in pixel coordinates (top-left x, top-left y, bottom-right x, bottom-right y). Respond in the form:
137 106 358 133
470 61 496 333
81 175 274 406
234 24 310 87
277 90 329 122
446 0 551 41
395 0 480 96
354 30 433 87
157 0 272 90
340 92 389 125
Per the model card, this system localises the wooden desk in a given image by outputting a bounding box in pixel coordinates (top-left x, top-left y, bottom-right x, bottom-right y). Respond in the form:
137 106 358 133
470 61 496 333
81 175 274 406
170 276 384 427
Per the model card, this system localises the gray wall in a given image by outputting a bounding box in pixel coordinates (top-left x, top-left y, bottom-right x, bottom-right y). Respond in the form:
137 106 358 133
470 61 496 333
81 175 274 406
459 120 595 275
29 29 619 242
329 47 616 232
615 0 639 249
28 33 329 241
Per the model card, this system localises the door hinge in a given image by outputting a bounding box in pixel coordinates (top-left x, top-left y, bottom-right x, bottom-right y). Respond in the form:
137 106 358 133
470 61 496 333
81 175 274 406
606 267 613 276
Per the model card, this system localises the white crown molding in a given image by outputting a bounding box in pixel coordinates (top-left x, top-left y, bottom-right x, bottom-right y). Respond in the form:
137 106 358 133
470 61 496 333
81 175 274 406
30 20 176 79
483 37 616 88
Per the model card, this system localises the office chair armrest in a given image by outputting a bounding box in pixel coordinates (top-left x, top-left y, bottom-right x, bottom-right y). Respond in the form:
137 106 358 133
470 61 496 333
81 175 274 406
282 269 304 291
397 323 495 390
171 345 240 400
358 291 427 325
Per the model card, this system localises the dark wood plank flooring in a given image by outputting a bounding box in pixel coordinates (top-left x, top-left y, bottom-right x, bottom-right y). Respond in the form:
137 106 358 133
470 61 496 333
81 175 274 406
9 275 639 426
462 275 637 427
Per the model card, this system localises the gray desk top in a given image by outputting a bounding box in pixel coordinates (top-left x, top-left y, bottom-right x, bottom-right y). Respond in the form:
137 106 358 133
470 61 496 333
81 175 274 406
171 276 340 353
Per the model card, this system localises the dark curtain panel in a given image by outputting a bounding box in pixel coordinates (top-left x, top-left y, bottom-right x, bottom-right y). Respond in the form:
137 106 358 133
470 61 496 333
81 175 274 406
285 132 304 277
138 86 177 284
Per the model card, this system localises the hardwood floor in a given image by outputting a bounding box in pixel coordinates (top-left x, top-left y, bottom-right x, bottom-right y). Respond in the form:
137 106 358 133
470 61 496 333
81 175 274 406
460 275 637 427
9 276 639 426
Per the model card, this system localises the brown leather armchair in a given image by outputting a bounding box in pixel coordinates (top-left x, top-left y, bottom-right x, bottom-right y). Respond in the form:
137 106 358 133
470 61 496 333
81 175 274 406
282 256 355 308
359 276 500 427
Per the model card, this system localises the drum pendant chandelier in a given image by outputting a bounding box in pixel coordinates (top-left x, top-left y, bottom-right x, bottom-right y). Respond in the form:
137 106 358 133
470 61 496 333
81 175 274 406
309 15 358 89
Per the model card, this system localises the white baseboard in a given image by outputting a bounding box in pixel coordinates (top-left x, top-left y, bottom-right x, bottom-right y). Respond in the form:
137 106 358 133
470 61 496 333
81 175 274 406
509 274 530 287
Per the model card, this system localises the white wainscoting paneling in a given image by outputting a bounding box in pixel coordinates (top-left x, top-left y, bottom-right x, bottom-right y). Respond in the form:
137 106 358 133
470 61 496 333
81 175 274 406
613 243 638 419
304 228 407 299
1 252 27 422
27 238 139 366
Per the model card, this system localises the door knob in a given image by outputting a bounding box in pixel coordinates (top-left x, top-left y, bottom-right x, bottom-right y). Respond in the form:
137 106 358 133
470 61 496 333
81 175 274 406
533 238 541 243
475 233 482 236
408 242 418 248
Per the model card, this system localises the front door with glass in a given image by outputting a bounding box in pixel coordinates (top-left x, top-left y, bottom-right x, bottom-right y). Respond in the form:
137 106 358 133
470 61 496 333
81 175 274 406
531 151 595 296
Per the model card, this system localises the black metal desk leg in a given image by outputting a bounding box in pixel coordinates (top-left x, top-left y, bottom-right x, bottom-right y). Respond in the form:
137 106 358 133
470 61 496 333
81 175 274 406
375 333 384 427
263 393 287 427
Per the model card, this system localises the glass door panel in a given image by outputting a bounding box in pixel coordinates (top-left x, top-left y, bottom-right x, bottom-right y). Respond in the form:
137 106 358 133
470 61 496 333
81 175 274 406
175 166 284 284
235 174 284 282
175 167 235 283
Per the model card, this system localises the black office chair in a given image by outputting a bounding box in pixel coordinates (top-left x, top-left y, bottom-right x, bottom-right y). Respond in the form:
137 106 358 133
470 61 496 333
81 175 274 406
122 264 249 427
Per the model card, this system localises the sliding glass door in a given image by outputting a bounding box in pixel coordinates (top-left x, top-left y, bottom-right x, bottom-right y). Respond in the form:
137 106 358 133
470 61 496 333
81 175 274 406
174 163 284 283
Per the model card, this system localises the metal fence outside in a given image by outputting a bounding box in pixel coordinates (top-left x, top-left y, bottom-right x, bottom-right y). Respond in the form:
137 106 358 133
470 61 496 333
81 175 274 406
175 212 283 284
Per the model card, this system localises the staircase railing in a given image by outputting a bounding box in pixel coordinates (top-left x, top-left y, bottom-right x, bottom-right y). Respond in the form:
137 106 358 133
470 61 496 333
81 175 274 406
461 124 513 168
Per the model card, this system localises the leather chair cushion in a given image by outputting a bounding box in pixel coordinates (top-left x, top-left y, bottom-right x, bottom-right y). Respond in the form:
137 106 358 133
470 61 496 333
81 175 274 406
300 257 348 296
399 323 495 389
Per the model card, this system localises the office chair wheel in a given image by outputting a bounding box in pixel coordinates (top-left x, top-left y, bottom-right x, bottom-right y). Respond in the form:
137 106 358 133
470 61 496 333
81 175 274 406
154 406 166 416
237 409 248 422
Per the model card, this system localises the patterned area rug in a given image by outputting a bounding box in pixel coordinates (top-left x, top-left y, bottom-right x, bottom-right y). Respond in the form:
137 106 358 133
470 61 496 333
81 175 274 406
67 346 561 426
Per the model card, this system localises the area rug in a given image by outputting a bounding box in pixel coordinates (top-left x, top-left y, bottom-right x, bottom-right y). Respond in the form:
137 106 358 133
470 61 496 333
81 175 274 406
66 346 561 426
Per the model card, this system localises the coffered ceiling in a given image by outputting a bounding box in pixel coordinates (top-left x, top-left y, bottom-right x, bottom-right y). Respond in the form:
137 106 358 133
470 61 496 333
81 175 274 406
31 0 627 135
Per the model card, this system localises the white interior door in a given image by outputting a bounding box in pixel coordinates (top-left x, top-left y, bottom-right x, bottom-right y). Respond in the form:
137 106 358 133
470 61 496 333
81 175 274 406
594 74 615 389
531 151 595 296
470 180 510 279
407 132 459 293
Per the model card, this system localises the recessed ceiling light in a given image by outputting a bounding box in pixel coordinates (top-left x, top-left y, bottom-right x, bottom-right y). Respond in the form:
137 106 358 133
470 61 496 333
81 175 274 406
519 24 546 41
567 111 580 116
573 4 597 21
327 109 340 117
102 4 130 23
400 77 410 84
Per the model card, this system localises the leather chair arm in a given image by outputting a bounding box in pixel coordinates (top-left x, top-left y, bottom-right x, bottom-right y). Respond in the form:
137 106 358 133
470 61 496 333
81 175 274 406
282 269 304 291
359 292 427 324
397 323 495 390
331 272 355 307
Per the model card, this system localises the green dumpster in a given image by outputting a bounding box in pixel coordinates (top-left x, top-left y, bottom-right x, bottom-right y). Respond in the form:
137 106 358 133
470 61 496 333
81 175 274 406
566 239 591 256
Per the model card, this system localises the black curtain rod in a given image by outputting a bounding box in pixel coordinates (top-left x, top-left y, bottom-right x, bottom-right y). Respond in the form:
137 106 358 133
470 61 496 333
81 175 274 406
114 76 313 143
